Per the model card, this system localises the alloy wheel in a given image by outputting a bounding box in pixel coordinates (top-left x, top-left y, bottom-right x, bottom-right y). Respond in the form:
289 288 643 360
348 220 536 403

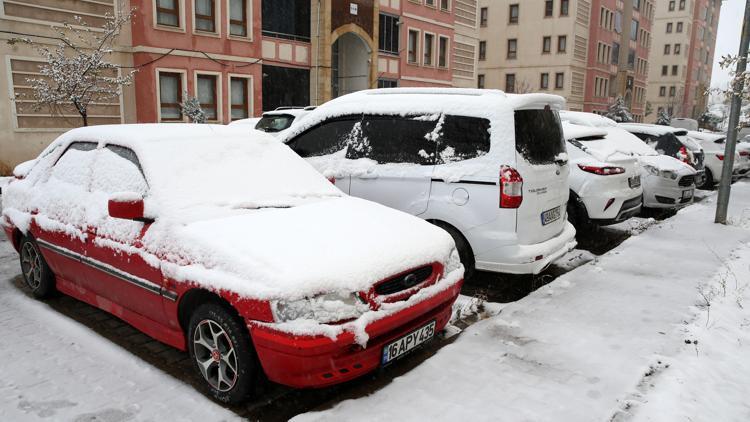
20 242 42 290
192 319 239 392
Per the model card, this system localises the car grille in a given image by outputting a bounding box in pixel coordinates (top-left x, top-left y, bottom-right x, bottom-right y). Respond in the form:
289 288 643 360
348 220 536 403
678 175 695 187
375 265 434 296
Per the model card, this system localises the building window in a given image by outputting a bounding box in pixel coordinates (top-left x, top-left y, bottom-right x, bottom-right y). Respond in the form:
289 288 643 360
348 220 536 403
159 72 183 121
544 0 553 17
659 86 666 96
477 74 485 89
440 0 449 11
408 29 419 63
666 22 672 33
197 74 218 120
669 1 675 11
674 43 681 54
612 42 619 64
425 0 435 6
230 76 250 120
558 35 567 53
630 19 638 41
679 0 685 10
156 0 180 27
672 65 678 75
195 0 216 32
540 72 549 89
662 65 668 76
505 74 516 93
438 36 449 68
479 40 487 60
423 33 434 65
560 0 569 16
542 36 551 53
509 4 519 23
480 7 488 26
229 0 248 37
379 14 400 54
507 39 517 59
377 79 398 88
669 86 676 97
555 72 564 89
664 44 671 54
262 0 311 41
676 22 683 33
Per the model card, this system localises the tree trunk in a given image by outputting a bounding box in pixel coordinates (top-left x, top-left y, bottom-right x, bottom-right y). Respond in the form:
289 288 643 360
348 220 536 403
81 112 88 127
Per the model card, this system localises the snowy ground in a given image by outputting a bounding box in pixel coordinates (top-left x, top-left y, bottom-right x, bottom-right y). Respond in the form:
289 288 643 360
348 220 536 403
1 183 749 421
296 182 750 422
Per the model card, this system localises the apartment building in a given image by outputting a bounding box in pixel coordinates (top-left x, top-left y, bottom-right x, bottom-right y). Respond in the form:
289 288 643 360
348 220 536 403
584 0 654 121
645 0 720 122
0 0 480 171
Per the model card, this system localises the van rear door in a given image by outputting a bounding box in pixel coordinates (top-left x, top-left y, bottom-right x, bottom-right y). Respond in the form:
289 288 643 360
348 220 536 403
513 109 570 245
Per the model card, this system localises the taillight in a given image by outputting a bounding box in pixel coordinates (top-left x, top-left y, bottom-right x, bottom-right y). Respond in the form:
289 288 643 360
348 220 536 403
740 151 749 157
327 176 336 184
577 164 626 175
716 154 725 161
500 166 523 208
678 146 690 164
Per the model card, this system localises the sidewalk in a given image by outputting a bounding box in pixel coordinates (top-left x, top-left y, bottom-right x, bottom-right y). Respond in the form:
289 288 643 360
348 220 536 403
295 181 750 422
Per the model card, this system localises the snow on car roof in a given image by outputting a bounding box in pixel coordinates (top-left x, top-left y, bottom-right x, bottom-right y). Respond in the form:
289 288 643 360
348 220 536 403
559 110 619 128
48 124 342 218
619 123 688 137
262 108 311 118
688 130 725 142
562 122 607 140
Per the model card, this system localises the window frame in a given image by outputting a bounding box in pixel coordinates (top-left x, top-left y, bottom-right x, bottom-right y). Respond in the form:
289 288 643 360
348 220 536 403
544 0 553 17
437 35 450 68
440 0 450 12
557 35 567 53
480 7 488 27
407 28 421 64
478 40 487 61
193 0 219 35
554 72 564 90
560 0 569 16
379 13 400 55
423 31 435 67
542 36 551 54
228 74 253 121
154 0 185 31
505 73 516 93
194 71 222 122
227 0 252 39
509 4 519 24
156 69 187 122
540 72 549 90
507 38 517 59
477 74 485 89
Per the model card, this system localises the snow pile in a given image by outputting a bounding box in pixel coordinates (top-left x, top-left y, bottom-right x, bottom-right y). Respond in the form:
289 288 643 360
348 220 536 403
294 181 750 422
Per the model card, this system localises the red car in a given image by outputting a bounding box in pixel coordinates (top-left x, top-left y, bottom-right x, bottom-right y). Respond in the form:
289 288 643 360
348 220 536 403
2 124 464 404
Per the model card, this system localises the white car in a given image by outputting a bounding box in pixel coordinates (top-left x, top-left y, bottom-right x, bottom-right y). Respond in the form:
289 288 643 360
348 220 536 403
670 118 699 131
619 123 707 188
560 111 698 209
687 131 745 188
562 123 643 227
227 117 261 127
254 107 315 138
282 88 577 277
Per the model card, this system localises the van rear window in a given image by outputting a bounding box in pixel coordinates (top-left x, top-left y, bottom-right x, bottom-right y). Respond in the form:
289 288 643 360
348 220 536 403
514 109 565 164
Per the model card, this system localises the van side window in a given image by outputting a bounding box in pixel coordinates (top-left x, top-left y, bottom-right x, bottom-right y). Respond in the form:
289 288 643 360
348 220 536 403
288 116 362 157
514 110 566 165
350 115 439 165
437 115 491 163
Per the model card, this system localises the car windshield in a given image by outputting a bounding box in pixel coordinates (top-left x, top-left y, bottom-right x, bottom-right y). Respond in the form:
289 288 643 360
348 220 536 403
255 115 295 133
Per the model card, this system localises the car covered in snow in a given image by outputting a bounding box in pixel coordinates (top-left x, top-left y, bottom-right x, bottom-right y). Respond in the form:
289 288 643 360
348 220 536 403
687 131 747 188
1 124 464 404
619 123 707 188
227 116 261 128
253 106 315 138
560 112 698 209
562 123 643 227
281 88 577 278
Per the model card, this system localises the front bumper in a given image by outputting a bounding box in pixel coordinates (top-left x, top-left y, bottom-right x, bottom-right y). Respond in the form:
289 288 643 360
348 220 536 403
248 277 462 388
474 221 577 275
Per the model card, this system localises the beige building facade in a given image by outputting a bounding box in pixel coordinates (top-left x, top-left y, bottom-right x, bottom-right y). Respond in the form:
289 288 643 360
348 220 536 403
645 0 720 122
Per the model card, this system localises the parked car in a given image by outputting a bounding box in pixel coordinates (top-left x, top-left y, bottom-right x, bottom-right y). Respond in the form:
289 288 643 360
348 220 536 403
227 116 261 128
619 123 706 188
669 118 699 131
1 124 464 404
282 88 577 278
562 122 643 228
709 132 750 177
560 111 698 209
254 106 316 138
687 131 746 188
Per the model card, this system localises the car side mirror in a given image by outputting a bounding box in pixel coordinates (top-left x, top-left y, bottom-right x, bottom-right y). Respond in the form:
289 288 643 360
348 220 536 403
108 193 154 224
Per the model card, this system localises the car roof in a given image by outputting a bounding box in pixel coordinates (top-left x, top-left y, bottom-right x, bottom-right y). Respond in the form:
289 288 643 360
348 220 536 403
559 111 619 128
562 122 607 141
619 123 688 136
262 108 312 118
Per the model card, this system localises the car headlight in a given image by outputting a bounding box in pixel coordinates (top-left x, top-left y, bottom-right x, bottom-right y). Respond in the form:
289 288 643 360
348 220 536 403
643 165 678 180
444 247 462 274
271 292 370 323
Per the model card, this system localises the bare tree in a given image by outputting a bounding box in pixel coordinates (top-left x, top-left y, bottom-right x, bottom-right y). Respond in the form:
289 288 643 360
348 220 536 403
7 10 135 126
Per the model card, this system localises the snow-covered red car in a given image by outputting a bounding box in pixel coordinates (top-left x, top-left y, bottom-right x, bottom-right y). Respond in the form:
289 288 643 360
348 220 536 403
1 124 463 404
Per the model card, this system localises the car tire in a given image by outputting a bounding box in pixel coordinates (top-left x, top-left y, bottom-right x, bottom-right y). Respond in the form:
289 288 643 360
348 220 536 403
433 222 475 280
188 302 258 405
699 168 714 190
18 236 56 299
567 192 591 231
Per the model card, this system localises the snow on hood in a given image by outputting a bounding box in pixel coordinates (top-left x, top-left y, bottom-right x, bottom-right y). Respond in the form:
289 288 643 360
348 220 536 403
638 154 696 173
150 196 456 300
576 126 659 160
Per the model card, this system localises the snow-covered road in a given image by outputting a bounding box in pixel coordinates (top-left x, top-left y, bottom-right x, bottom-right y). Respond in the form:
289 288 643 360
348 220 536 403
296 182 750 422
0 237 240 421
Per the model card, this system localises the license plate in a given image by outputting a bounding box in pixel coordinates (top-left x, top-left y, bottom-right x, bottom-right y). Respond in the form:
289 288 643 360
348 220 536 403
540 206 562 226
682 189 694 200
629 175 641 188
381 320 436 365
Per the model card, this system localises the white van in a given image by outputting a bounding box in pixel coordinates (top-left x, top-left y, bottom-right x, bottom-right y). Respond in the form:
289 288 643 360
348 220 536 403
282 88 577 277
562 123 643 227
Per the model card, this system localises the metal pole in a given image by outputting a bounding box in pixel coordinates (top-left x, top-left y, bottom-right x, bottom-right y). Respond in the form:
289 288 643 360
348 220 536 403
715 0 750 224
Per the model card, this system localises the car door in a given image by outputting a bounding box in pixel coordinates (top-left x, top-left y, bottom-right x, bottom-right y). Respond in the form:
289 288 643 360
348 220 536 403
83 144 168 325
286 115 365 194
30 141 98 290
346 114 437 216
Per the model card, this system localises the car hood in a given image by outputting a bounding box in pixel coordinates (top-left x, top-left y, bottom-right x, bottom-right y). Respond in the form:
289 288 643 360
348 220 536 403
150 196 456 300
638 155 696 174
